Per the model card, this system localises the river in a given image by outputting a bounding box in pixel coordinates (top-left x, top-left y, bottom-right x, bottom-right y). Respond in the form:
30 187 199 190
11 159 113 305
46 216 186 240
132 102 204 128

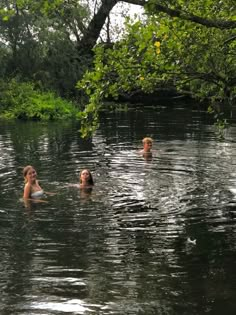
0 103 236 314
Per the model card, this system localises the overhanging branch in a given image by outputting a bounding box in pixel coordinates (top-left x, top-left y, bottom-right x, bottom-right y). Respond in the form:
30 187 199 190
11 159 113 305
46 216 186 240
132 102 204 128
120 0 236 30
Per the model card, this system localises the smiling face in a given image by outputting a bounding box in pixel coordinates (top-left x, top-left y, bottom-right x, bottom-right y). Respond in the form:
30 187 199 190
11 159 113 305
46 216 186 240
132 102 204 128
23 166 37 183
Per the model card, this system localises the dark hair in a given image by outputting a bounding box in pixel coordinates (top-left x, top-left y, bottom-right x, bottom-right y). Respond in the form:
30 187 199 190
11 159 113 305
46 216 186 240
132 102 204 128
79 169 94 185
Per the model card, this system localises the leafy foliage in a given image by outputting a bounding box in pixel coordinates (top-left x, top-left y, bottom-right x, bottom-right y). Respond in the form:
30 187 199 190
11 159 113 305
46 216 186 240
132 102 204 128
1 0 236 136
0 79 80 120
77 2 236 135
0 0 92 96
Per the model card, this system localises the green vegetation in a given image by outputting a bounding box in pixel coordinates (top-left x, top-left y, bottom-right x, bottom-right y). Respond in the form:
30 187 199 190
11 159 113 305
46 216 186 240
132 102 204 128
0 0 235 137
0 79 79 120
78 0 236 135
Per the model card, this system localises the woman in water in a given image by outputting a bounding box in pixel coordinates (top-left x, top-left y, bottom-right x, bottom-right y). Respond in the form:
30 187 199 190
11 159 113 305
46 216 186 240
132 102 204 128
23 165 45 199
78 169 94 201
79 169 94 188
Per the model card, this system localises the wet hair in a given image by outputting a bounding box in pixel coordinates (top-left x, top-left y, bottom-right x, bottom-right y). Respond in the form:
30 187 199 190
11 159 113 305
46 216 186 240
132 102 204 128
142 137 153 144
23 165 35 183
79 169 94 185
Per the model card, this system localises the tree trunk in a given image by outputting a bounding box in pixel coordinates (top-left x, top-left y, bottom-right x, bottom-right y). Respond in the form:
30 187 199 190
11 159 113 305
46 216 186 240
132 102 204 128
79 0 118 51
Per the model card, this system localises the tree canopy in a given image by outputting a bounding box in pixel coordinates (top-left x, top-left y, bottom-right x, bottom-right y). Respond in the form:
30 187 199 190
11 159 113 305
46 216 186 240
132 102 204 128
77 0 236 136
0 0 235 135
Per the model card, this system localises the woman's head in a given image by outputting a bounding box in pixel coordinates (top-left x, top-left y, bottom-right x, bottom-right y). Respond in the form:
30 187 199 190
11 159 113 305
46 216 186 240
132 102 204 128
23 165 37 183
79 169 94 186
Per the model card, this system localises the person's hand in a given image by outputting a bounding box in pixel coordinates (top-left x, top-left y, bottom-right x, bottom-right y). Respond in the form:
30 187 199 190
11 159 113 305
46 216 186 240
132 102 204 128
45 192 56 196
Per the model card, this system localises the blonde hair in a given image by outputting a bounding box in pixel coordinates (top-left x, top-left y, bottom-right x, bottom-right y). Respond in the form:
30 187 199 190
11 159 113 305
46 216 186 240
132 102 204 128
23 165 34 183
142 137 153 144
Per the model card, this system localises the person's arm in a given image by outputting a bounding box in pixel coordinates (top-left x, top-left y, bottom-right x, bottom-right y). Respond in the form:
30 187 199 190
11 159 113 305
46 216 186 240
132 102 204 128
44 191 56 196
36 180 56 195
23 183 31 199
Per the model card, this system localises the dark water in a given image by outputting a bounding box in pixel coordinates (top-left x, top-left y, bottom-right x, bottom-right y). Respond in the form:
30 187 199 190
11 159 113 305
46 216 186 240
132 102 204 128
1 104 236 315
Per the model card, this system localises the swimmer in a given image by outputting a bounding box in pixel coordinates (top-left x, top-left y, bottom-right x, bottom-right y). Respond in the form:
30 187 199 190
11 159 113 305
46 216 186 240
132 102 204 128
23 165 44 199
22 165 55 202
139 137 153 158
79 169 94 188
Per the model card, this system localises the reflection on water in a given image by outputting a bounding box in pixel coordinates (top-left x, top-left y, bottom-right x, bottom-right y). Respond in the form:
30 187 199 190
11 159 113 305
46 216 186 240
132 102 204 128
0 105 236 315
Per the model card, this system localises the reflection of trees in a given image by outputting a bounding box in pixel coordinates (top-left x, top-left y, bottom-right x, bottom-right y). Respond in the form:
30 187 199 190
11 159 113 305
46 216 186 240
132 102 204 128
3 120 96 188
0 134 17 197
0 107 236 313
0 209 34 312
97 104 213 145
168 140 236 314
90 108 236 313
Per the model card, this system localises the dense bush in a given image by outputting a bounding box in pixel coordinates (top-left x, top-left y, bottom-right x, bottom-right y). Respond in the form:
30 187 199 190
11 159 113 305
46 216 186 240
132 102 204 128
0 79 80 120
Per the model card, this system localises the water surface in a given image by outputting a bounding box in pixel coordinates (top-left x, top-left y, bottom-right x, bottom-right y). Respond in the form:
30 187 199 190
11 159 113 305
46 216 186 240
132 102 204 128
0 104 236 315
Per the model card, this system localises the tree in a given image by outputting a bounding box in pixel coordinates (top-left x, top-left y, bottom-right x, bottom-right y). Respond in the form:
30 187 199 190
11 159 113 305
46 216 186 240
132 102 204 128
0 0 138 95
0 0 235 132
77 0 236 136
0 0 92 95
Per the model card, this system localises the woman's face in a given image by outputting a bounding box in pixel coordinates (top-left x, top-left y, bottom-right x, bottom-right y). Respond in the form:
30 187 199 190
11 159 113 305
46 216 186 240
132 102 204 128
25 168 37 182
80 170 90 182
